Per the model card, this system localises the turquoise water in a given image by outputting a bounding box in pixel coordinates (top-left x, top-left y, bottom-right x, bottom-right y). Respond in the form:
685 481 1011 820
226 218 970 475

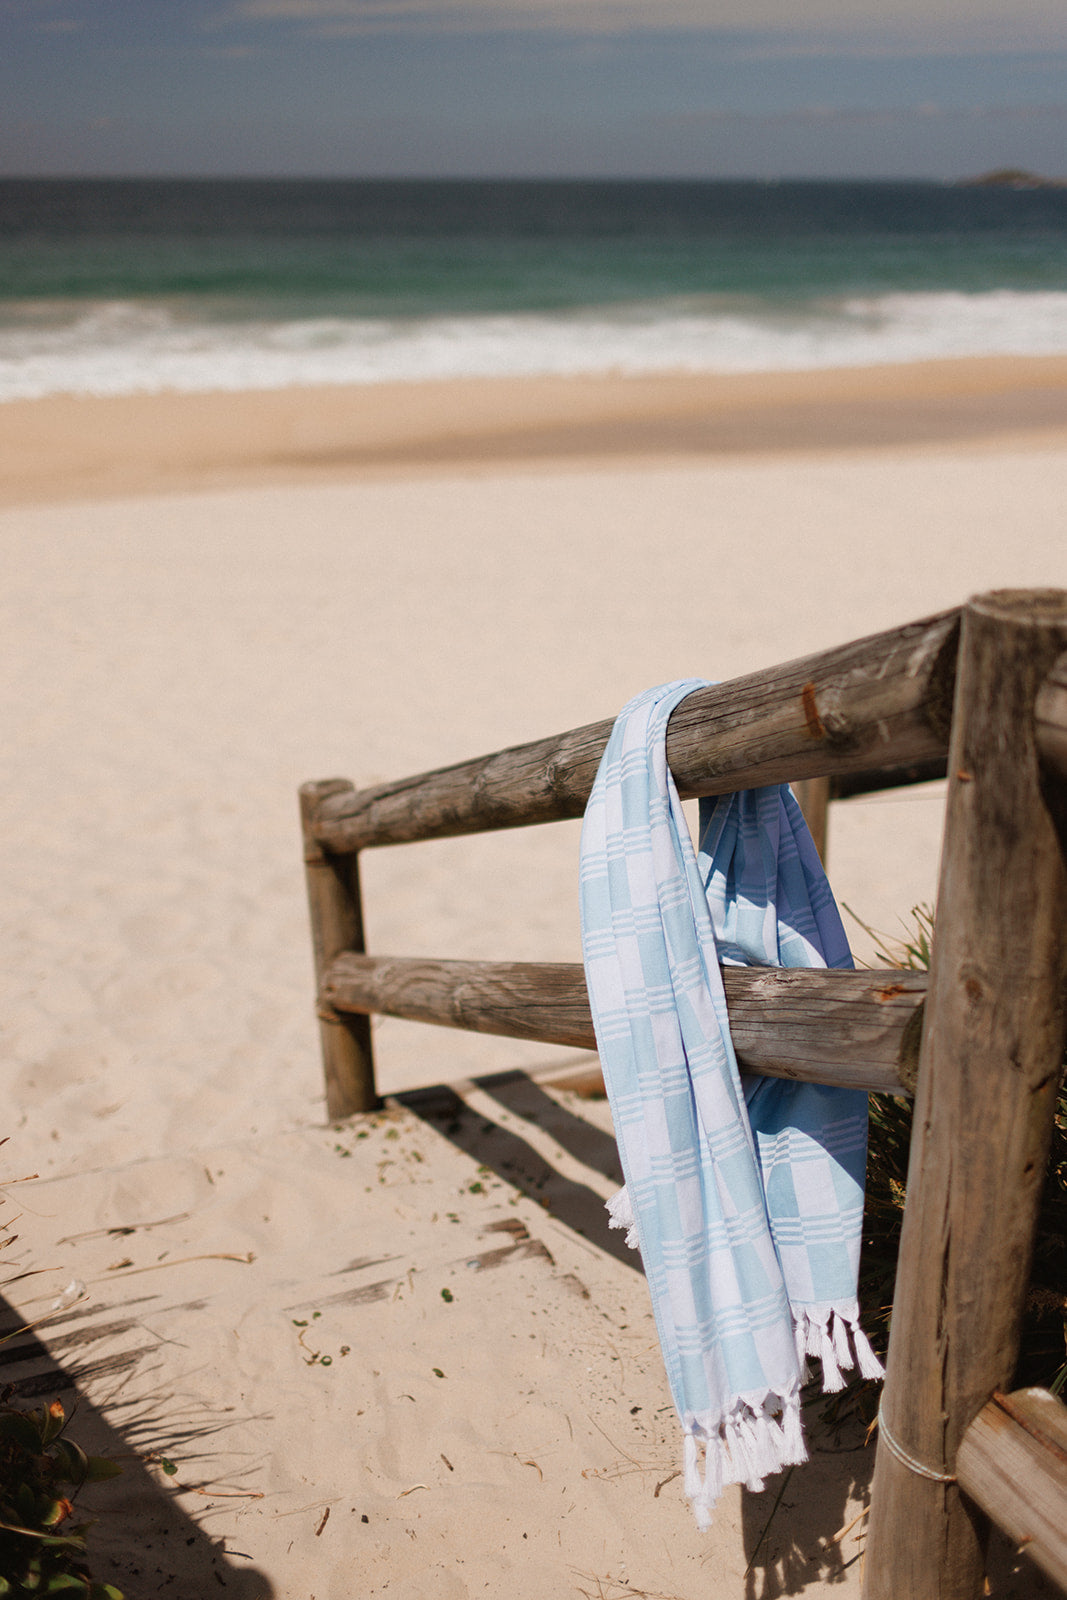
2 178 1066 397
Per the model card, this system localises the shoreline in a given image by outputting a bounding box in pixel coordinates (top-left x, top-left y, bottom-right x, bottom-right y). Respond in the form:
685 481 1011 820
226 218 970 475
2 353 1067 505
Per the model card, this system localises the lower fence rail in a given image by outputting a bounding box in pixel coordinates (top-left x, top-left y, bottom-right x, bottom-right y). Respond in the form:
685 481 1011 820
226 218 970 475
956 1388 1067 1594
322 953 925 1096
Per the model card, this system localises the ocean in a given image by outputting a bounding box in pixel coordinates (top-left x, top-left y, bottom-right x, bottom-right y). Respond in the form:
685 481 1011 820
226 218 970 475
2 177 1067 401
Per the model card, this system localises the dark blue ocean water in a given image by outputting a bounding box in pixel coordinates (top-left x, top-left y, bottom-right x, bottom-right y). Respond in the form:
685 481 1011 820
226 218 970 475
2 178 1066 397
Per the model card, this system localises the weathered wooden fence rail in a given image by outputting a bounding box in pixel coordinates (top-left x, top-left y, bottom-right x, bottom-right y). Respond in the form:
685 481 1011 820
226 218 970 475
321 954 927 1095
300 589 1067 1600
309 605 959 853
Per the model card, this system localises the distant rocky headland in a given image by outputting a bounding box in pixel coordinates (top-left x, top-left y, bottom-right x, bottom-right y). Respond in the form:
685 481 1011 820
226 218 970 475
963 168 1066 189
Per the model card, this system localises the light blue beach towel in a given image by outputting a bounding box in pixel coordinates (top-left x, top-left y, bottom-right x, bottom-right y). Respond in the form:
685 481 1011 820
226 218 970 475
579 680 882 1528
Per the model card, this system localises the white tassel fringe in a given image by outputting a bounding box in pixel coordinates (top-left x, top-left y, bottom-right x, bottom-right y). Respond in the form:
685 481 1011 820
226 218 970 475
605 1185 641 1252
603 1199 886 1398
680 1310 884 1528
685 1389 808 1530
793 1304 886 1393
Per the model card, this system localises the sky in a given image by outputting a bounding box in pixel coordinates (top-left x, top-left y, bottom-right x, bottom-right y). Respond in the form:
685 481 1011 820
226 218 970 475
1 0 1066 181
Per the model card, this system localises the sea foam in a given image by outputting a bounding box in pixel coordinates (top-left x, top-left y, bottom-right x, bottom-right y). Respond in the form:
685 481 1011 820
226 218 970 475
2 289 1067 401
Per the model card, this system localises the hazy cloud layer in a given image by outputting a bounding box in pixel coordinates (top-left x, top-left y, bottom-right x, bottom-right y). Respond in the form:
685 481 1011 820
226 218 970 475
2 0 1065 176
228 0 1067 50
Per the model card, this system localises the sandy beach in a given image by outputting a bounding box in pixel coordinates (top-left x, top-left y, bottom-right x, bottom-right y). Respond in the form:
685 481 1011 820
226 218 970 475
3 358 1066 1598
3 354 1067 505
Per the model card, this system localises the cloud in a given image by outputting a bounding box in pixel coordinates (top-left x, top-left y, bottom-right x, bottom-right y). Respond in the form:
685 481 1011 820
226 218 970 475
660 99 1067 130
0 0 81 28
235 0 727 21
227 0 1067 44
231 0 699 26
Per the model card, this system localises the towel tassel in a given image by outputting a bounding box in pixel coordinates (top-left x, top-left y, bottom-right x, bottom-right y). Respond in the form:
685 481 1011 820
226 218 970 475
605 1185 641 1252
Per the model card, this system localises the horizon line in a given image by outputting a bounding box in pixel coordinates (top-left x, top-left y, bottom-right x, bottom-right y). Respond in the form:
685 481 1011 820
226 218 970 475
1 170 1042 185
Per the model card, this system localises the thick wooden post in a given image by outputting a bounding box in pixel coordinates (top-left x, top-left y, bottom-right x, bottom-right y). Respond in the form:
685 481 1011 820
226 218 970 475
299 779 378 1118
863 590 1067 1600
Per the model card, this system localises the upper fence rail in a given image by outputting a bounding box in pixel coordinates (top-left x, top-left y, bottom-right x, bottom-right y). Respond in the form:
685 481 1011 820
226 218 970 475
307 606 961 854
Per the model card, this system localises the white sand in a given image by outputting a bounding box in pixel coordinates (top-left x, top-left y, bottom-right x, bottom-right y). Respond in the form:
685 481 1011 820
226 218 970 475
3 406 1065 1597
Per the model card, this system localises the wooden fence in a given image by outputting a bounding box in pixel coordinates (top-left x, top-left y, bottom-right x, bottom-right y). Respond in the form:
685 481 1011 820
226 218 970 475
299 589 1067 1599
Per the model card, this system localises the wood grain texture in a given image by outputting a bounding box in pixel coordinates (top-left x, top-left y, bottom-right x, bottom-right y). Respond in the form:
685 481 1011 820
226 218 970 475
792 776 830 863
299 780 378 1118
321 953 926 1095
830 753 948 801
863 589 1067 1600
308 608 960 852
1036 654 1067 870
1035 649 1067 785
1036 652 1067 862
956 1388 1067 1594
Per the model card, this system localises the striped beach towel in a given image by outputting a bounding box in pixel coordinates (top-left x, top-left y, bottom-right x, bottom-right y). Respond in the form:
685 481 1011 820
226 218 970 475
579 680 882 1528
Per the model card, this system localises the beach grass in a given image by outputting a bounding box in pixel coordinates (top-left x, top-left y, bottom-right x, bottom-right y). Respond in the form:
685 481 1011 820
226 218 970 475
827 907 1067 1433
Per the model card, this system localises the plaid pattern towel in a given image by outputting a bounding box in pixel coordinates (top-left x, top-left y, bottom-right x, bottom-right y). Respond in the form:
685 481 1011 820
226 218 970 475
579 680 883 1528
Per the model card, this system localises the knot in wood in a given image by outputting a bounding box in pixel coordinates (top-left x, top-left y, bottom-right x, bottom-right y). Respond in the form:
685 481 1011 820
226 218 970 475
544 758 573 804
800 681 824 740
814 685 854 745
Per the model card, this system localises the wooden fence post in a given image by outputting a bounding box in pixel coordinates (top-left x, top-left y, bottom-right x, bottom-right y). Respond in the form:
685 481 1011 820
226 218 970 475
792 776 831 862
299 780 378 1118
862 590 1067 1600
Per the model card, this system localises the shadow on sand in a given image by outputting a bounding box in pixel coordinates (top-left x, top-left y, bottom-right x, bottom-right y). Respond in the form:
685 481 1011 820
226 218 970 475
398 1063 1059 1599
398 1066 877 1594
0 1291 274 1600
398 1068 634 1268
